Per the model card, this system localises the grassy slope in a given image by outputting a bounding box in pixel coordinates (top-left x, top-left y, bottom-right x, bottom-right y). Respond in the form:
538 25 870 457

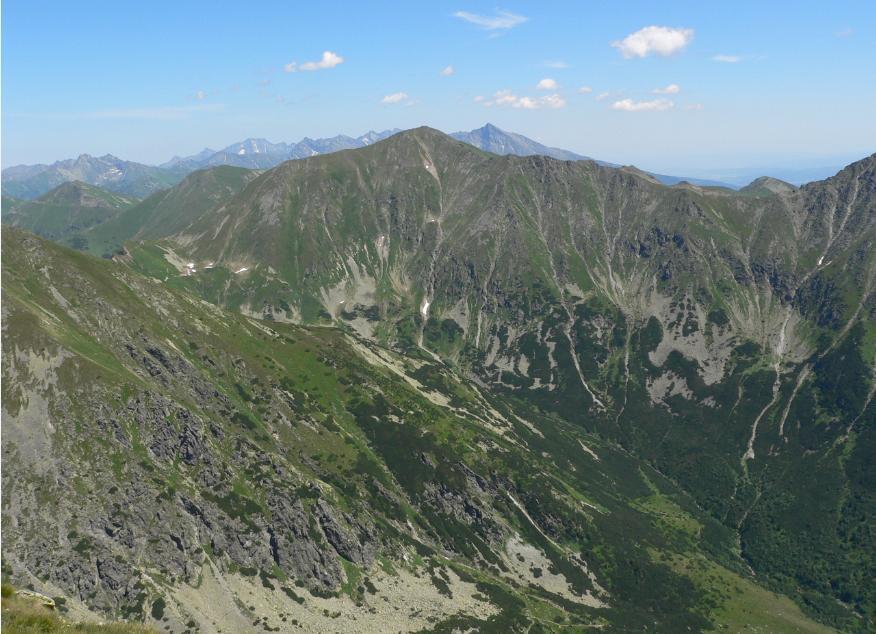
1 585 155 633
82 165 256 256
1 182 137 243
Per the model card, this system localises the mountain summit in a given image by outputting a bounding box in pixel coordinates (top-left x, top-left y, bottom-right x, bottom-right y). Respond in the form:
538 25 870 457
451 123 591 161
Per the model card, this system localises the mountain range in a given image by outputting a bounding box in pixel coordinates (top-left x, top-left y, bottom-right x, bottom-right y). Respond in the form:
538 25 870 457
2 127 874 632
0 153 188 200
2 125 733 202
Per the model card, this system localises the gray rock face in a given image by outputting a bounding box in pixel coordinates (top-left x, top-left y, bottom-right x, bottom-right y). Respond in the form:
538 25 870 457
2 309 379 619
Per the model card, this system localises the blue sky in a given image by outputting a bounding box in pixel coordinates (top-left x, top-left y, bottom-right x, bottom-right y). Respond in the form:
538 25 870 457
3 1 875 175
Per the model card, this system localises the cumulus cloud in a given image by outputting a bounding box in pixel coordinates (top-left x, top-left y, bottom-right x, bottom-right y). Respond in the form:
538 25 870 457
611 98 674 112
612 26 693 58
712 54 741 63
536 78 558 90
440 65 455 76
478 89 566 109
652 83 680 94
577 86 593 94
381 92 409 104
453 10 527 30
284 51 344 73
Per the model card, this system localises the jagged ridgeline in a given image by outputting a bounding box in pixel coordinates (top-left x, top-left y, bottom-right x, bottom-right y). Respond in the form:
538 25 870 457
1 127 874 632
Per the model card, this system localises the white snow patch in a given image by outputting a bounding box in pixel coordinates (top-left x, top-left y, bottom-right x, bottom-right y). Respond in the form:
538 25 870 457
234 267 249 274
420 298 430 318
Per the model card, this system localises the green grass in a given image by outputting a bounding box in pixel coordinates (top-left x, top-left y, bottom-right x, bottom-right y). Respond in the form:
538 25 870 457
1 587 156 633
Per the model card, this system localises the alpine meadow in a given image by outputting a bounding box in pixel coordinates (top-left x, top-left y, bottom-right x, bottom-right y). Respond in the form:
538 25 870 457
1 3 874 633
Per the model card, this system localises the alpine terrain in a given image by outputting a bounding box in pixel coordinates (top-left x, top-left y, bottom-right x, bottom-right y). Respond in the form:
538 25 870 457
2 128 874 633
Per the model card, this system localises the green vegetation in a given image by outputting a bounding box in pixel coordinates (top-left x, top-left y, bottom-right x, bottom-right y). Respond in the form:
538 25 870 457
1 586 156 633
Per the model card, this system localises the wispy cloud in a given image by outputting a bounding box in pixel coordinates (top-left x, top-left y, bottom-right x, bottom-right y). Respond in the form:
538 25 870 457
536 78 558 90
440 65 455 76
381 92 409 104
611 98 673 112
685 103 704 110
477 89 565 109
596 91 621 101
284 51 344 73
543 60 569 69
612 26 693 58
453 10 527 30
577 86 593 94
835 27 854 38
194 90 207 100
652 83 681 94
712 54 742 63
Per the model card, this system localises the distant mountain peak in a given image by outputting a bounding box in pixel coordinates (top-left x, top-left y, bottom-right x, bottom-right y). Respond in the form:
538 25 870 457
741 176 798 194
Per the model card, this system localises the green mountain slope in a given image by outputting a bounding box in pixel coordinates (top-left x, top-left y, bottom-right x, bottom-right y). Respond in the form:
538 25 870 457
1 228 838 632
81 165 257 256
1 181 137 246
109 128 875 629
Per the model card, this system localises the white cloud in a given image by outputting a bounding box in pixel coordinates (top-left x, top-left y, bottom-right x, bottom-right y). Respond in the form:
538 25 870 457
611 98 674 112
538 94 566 109
478 89 566 109
712 54 741 63
453 10 527 30
612 26 693 58
652 83 681 94
543 60 569 69
381 92 409 104
440 65 455 76
536 78 558 90
577 86 593 94
685 103 704 110
835 27 854 38
284 51 344 73
596 91 619 101
195 90 207 100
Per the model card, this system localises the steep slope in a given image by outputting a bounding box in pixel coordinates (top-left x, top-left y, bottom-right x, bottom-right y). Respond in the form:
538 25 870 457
0 181 137 245
82 165 258 256
1 154 188 200
121 128 876 629
3 228 838 632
